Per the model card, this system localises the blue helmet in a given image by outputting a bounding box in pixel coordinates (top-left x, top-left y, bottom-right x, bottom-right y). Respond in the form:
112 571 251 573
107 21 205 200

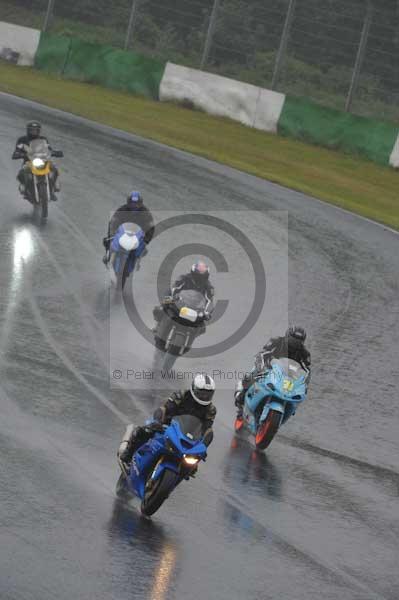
126 191 143 209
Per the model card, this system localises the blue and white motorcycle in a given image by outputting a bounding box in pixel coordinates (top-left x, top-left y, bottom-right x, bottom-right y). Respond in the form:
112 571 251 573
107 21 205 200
234 358 309 450
109 222 146 290
116 415 208 516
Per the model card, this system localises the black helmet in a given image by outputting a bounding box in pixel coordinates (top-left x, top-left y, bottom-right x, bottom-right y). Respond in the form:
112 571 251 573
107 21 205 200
191 373 215 406
286 326 307 342
26 121 41 139
190 261 210 285
126 191 143 209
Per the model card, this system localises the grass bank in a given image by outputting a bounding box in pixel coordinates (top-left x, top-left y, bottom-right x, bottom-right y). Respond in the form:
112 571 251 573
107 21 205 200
1 60 398 229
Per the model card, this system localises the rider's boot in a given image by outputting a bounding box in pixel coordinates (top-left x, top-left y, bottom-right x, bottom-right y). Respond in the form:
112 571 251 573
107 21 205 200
152 305 163 333
281 403 296 425
50 172 60 200
18 183 29 200
118 424 135 465
153 305 163 322
234 389 244 431
185 465 198 480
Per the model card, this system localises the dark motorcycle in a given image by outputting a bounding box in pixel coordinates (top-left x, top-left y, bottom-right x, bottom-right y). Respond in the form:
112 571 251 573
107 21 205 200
154 289 213 369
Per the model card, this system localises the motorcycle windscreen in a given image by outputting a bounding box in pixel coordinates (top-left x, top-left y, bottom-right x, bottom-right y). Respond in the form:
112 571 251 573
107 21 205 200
119 222 142 236
175 290 207 312
271 358 308 381
172 415 203 441
27 139 51 161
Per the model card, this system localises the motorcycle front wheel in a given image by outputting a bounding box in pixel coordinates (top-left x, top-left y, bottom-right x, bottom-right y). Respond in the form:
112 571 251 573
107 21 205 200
121 267 128 290
37 182 48 220
141 469 178 516
255 409 281 450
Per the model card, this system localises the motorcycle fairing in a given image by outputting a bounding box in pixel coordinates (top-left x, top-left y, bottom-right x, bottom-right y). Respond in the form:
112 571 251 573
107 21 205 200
111 223 144 274
128 419 207 500
30 161 51 176
259 400 285 425
112 252 135 275
244 359 307 431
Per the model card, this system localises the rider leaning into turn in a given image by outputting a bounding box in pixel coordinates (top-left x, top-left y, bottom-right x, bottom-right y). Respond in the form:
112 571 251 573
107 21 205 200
153 261 215 323
12 121 60 200
234 326 311 422
103 191 155 264
118 374 217 465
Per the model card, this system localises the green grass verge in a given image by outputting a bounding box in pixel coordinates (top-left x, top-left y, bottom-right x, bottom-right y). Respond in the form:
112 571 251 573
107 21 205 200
1 60 398 229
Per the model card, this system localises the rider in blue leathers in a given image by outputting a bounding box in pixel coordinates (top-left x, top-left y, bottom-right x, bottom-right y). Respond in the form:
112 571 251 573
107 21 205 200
234 326 311 423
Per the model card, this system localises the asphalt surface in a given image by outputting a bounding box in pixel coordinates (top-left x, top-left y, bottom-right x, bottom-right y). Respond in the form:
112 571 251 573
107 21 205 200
0 92 398 600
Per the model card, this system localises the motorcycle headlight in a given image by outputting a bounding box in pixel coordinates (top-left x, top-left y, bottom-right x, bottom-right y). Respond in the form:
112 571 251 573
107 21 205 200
119 233 138 252
183 455 199 466
32 158 45 169
179 307 198 322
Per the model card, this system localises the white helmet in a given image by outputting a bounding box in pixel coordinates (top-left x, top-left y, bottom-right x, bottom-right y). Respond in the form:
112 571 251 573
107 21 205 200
191 373 215 406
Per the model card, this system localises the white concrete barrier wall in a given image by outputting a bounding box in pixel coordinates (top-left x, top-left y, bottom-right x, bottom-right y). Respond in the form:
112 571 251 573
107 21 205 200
253 88 286 133
160 63 285 133
389 133 399 168
0 21 41 66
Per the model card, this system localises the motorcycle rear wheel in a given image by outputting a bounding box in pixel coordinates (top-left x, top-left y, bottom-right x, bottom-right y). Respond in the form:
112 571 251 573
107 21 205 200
141 469 178 516
255 409 281 450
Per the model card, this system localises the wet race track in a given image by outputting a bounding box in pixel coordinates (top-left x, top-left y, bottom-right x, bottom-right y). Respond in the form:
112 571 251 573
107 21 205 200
0 93 398 600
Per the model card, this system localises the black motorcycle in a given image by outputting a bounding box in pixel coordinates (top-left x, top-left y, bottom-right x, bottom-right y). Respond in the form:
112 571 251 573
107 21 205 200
154 289 213 369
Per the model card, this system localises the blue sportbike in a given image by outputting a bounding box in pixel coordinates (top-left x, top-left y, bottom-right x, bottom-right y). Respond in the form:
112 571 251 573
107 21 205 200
116 415 208 516
109 222 146 290
235 358 309 450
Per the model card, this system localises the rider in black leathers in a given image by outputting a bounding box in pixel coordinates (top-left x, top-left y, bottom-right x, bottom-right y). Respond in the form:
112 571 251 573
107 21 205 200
12 121 60 200
103 191 154 263
118 374 217 465
234 326 311 420
153 261 214 323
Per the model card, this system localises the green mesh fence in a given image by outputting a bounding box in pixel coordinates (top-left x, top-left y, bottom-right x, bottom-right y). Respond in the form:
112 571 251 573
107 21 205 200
278 96 398 166
35 33 166 99
34 32 71 75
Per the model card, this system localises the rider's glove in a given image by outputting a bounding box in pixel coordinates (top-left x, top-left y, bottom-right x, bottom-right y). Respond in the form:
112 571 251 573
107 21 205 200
147 421 164 433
